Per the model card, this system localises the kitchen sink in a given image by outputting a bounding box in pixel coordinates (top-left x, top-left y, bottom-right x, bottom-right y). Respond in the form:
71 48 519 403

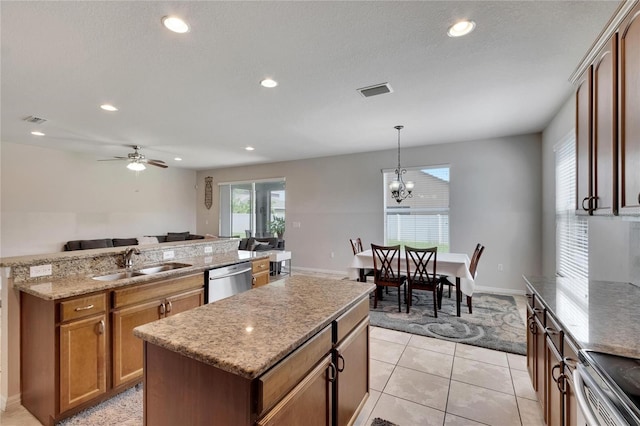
93 271 145 281
137 262 192 275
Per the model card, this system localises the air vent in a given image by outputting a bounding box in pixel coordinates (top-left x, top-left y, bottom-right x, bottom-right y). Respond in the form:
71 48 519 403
357 83 393 98
23 115 47 124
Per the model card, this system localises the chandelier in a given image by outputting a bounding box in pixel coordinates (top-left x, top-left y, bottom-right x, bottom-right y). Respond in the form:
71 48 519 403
389 125 414 203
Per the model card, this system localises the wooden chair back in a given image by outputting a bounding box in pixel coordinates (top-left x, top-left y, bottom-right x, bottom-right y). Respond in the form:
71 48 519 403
350 238 364 255
405 246 438 287
470 244 485 278
371 244 402 282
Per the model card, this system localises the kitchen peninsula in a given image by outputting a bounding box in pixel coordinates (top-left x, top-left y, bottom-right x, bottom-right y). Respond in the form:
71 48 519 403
134 276 375 426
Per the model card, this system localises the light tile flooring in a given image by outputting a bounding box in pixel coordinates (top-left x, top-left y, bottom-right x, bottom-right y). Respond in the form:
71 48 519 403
1 271 546 425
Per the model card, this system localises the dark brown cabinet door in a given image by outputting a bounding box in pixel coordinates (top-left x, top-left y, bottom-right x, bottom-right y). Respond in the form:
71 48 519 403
576 67 593 214
257 354 333 426
534 313 546 412
112 299 162 387
335 319 369 426
593 36 618 215
545 336 563 426
619 8 640 214
59 313 107 412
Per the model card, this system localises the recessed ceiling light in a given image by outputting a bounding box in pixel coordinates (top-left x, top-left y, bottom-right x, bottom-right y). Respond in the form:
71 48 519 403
162 16 189 33
31 131 45 136
100 104 118 112
174 157 182 161
447 20 476 37
245 146 255 151
260 79 278 88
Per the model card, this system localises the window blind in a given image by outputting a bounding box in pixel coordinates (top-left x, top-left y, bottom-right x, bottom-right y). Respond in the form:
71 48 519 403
555 133 588 280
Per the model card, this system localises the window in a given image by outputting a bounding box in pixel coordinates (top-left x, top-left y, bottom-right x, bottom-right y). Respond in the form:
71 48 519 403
555 132 588 280
383 166 450 251
219 179 285 238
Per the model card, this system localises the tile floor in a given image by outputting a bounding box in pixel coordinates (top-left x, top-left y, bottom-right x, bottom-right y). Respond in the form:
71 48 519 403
1 272 546 425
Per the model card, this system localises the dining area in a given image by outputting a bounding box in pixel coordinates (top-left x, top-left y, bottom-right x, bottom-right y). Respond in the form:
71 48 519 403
348 238 484 318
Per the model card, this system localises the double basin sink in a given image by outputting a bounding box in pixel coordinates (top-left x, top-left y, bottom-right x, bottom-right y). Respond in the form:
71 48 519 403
92 262 192 281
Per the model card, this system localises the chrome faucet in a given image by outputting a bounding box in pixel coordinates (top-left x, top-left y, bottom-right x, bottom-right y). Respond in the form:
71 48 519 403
123 247 141 269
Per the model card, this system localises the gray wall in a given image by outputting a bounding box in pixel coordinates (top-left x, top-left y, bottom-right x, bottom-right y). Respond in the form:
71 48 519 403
197 133 543 294
0 142 198 257
541 96 640 285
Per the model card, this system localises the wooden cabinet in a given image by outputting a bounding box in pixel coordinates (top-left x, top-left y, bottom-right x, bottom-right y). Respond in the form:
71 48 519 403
252 258 270 287
619 6 640 214
526 285 580 426
59 312 107 412
334 319 369 426
112 274 203 387
576 35 618 215
21 271 204 425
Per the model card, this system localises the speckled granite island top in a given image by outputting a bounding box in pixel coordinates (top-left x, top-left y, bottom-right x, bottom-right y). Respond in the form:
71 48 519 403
14 250 267 300
134 275 375 379
524 275 640 358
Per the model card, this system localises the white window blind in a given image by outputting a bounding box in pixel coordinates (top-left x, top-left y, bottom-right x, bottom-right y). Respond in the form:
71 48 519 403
384 166 450 251
555 132 588 280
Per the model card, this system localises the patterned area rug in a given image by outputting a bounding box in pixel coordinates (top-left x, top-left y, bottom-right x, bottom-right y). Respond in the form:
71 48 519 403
57 385 142 425
369 291 526 355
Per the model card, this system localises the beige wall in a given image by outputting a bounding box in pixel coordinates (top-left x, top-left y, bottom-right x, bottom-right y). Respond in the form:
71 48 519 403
0 142 198 257
197 133 543 294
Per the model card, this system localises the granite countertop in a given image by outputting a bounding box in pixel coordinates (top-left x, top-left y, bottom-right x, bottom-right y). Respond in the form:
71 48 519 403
14 250 268 300
134 275 375 379
524 275 640 358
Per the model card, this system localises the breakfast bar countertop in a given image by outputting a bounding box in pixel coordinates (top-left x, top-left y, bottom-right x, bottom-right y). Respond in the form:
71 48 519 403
134 275 375 379
523 275 640 358
13 250 268 301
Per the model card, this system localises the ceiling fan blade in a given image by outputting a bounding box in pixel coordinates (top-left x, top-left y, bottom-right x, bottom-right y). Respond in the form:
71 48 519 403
98 157 128 161
147 160 168 168
147 158 166 163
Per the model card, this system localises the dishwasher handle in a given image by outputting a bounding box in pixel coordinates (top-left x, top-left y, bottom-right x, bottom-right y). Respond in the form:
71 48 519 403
208 263 252 280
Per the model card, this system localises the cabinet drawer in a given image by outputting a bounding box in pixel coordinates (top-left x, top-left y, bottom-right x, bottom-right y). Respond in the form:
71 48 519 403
334 297 369 344
60 293 106 322
258 324 332 416
252 258 270 274
113 273 203 309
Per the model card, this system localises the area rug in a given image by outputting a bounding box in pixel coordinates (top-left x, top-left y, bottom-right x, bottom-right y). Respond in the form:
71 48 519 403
57 385 142 425
369 291 526 355
371 418 399 426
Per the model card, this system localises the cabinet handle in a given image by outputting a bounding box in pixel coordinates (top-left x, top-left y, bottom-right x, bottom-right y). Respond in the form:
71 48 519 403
582 196 590 211
544 327 559 336
327 362 337 383
159 302 166 315
527 315 536 333
75 304 94 312
638 192 640 205
563 357 578 369
97 320 105 335
337 354 345 372
166 300 172 313
552 363 562 382
557 372 568 394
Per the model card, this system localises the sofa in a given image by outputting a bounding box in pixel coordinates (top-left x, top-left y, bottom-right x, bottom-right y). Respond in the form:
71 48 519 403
238 237 284 252
64 232 205 251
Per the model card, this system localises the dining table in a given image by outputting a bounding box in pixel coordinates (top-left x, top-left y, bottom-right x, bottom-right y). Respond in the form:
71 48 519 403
348 248 474 317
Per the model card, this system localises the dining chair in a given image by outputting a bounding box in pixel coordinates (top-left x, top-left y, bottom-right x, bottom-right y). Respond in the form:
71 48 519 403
440 243 484 314
349 237 375 283
371 244 406 312
405 246 440 317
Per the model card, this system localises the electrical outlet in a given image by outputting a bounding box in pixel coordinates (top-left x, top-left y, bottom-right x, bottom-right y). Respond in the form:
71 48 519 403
204 246 213 254
30 264 52 278
293 221 301 228
163 250 175 260
330 252 335 258
498 264 504 272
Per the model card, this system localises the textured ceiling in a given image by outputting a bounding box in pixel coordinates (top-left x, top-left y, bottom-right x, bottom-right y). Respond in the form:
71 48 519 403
1 1 620 170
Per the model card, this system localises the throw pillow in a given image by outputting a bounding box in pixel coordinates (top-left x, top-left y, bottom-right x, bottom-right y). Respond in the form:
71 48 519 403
112 238 139 247
138 236 159 245
80 239 112 250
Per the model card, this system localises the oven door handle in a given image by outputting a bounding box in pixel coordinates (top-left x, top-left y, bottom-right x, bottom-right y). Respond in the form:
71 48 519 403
573 364 601 426
574 363 630 426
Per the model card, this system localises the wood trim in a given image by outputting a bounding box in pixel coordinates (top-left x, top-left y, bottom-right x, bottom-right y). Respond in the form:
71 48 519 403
333 298 369 344
570 0 639 84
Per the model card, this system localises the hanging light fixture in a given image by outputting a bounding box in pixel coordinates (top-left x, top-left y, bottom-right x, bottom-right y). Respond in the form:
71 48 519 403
127 161 146 171
389 125 414 203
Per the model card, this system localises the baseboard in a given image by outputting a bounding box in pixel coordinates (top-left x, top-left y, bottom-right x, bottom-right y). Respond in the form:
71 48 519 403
1 392 21 411
474 285 526 296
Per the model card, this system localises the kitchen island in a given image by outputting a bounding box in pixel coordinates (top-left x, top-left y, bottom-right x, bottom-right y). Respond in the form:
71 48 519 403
134 275 375 426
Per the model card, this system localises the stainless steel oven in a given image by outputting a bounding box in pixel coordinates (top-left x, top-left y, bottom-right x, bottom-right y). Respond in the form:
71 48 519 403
574 350 640 426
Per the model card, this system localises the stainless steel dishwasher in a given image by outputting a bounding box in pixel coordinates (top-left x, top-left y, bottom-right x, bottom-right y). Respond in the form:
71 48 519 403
205 262 253 303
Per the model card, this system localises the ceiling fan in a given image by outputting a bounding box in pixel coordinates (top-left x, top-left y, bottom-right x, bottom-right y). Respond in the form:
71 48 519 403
99 145 168 171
